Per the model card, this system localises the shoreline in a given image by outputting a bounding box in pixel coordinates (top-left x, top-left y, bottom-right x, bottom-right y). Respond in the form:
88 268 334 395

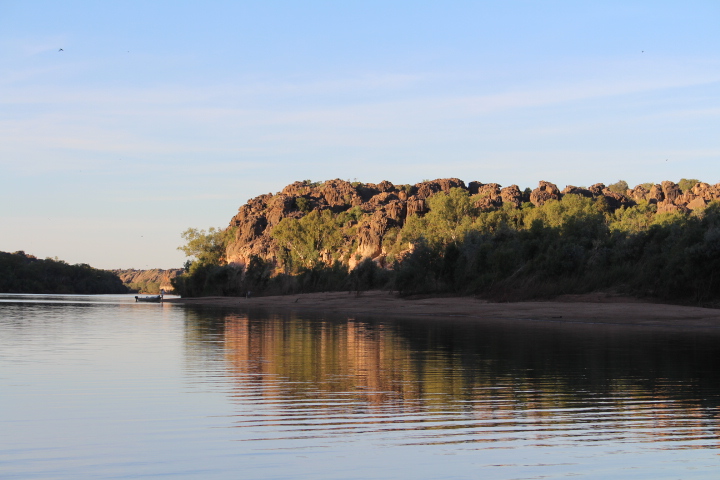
165 291 720 330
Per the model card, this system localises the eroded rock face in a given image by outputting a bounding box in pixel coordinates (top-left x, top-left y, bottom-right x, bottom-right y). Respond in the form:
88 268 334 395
500 185 523 208
628 185 649 202
648 184 664 204
562 186 593 198
600 188 635 210
473 183 503 211
223 177 720 270
405 196 427 217
530 181 561 206
692 183 719 201
355 211 394 261
662 181 682 204
415 178 466 199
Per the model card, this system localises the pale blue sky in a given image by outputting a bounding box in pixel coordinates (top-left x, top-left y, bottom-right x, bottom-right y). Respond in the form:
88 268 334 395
1 1 719 269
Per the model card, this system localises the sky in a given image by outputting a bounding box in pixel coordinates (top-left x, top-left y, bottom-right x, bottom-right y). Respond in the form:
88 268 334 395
1 1 719 269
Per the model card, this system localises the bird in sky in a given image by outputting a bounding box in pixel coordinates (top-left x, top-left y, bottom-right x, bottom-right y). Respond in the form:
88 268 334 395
58 48 63 52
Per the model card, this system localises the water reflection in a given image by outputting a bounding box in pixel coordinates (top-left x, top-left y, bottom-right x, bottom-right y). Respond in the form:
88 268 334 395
183 308 720 450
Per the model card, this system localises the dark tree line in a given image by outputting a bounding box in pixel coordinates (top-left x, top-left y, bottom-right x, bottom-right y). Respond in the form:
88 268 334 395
0 251 129 294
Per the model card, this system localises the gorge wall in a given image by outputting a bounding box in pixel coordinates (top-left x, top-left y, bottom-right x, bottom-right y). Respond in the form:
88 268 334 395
113 268 183 293
225 178 720 270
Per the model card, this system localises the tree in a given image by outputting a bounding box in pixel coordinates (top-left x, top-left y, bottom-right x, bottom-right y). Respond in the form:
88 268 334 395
271 210 343 271
607 180 629 195
402 188 476 247
678 178 700 193
178 227 232 268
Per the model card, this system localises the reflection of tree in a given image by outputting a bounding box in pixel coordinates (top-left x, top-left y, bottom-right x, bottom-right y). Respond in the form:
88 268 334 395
184 308 720 446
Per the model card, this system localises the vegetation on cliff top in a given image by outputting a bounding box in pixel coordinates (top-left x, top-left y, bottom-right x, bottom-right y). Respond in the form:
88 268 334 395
172 178 720 305
0 251 129 294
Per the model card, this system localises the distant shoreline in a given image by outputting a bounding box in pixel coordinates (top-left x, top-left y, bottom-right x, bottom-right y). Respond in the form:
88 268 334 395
164 291 720 330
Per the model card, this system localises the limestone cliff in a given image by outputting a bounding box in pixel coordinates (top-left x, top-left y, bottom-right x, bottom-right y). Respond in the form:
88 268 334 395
225 178 720 270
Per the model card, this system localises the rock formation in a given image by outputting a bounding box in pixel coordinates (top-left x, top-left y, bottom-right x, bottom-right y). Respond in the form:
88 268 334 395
113 268 182 293
224 178 720 271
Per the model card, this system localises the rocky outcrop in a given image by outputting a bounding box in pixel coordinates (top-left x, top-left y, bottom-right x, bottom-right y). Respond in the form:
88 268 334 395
223 178 720 270
113 268 182 293
530 181 561 206
562 186 593 198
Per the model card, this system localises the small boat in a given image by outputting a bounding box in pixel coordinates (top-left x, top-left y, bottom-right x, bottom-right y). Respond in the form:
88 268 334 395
135 295 163 303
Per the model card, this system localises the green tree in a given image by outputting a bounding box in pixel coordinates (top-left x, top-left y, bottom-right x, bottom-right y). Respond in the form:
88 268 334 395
607 180 629 195
295 197 311 213
402 188 476 247
678 178 700 193
178 227 233 269
271 210 343 271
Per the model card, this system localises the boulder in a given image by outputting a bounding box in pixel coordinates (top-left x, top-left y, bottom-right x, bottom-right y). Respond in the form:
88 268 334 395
601 188 635 210
692 182 720 202
648 184 664 204
473 183 502 211
500 185 523 208
415 178 465 199
406 196 427 217
628 185 649 202
661 181 682 204
561 186 593 198
686 197 707 211
530 181 561 206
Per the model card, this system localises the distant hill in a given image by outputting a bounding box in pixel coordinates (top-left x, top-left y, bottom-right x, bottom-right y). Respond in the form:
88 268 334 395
113 268 182 294
0 251 129 294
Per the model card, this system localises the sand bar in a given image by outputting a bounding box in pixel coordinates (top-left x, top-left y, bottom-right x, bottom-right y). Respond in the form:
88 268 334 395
165 291 720 330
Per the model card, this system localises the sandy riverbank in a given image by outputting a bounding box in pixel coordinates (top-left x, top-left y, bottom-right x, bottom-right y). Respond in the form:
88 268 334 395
164 291 720 329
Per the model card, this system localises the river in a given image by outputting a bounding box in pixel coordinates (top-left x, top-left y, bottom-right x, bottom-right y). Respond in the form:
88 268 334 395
1 294 719 479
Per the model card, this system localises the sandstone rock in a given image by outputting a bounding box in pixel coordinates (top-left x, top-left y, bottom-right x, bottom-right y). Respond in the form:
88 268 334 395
561 186 593 198
363 191 400 210
384 200 407 222
692 182 720 202
473 183 502 211
661 181 682 204
321 179 361 208
530 181 561 206
648 184 664 204
376 180 395 192
686 197 707 211
406 196 427 217
355 211 392 261
223 177 715 275
415 178 465 199
113 268 183 293
235 215 268 245
656 202 688 214
281 181 312 197
265 195 297 226
500 185 523 208
468 181 483 195
588 183 606 197
628 185 649 202
602 189 635 210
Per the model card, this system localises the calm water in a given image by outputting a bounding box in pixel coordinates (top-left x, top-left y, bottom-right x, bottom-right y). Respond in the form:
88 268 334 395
1 294 720 479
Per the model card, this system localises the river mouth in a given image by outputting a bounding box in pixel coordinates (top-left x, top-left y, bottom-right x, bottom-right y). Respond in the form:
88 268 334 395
2 294 720 479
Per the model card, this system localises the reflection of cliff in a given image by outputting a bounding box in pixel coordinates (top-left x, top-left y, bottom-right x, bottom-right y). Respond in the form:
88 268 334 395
184 308 720 445
223 313 425 407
